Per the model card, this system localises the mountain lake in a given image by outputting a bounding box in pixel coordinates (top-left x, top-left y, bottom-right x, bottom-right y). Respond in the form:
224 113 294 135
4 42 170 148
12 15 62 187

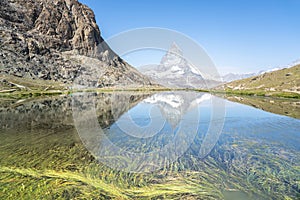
0 91 299 199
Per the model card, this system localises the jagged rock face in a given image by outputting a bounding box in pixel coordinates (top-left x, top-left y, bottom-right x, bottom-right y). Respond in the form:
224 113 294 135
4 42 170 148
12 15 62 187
0 0 152 87
0 0 103 59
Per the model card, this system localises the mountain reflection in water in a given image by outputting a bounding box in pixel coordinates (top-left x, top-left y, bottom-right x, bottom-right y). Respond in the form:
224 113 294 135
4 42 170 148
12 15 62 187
0 91 299 200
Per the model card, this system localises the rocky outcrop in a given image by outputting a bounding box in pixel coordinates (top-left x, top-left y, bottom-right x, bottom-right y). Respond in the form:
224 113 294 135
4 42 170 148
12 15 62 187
0 0 153 87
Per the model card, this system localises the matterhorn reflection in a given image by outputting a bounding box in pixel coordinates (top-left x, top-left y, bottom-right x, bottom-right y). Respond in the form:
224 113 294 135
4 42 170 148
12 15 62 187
72 91 225 173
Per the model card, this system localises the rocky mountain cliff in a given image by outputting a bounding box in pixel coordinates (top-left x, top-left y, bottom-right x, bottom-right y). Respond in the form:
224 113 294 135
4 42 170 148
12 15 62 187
0 0 153 88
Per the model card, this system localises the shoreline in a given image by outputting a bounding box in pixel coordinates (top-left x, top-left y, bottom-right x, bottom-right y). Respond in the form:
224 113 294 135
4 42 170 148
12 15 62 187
0 87 299 99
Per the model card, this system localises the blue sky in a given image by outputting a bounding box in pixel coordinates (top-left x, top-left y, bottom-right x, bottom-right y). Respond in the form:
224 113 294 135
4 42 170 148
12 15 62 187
79 0 300 74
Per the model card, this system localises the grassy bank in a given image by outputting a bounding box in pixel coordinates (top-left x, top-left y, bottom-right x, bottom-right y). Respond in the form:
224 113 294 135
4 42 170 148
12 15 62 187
0 74 173 99
1 88 299 101
212 89 300 99
218 65 300 99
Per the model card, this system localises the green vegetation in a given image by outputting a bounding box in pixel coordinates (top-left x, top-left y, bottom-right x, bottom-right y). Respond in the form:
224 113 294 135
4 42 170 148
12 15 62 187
0 74 67 91
0 74 171 99
218 65 300 99
0 126 223 199
212 89 300 99
1 125 299 199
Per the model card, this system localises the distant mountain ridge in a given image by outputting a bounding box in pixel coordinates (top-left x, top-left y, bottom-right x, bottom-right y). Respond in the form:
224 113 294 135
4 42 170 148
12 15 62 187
222 73 256 82
222 59 300 82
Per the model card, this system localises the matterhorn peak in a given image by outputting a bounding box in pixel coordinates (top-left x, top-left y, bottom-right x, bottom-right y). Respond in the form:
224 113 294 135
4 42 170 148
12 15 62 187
161 42 186 67
168 42 183 56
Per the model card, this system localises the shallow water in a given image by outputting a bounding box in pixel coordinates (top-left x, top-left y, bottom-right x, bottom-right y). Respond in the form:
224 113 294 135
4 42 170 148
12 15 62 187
0 91 299 199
